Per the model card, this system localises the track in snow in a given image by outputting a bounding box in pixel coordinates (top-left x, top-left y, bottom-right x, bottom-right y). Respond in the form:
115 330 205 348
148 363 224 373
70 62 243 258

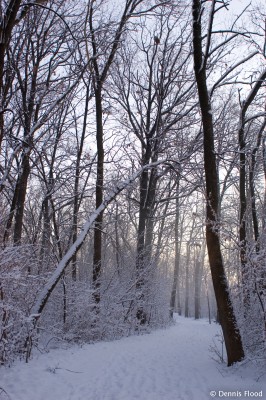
1 317 265 400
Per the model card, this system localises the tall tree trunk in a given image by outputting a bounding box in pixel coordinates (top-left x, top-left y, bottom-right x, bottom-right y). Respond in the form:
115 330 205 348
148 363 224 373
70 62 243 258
0 0 24 153
13 152 31 244
204 274 211 324
144 166 157 266
185 241 190 318
192 0 244 366
136 151 151 270
170 178 180 318
194 245 202 320
185 215 196 318
114 202 121 276
88 0 146 306
238 70 266 304
92 85 104 304
3 183 19 245
135 143 154 324
238 115 249 304
135 167 149 324
196 242 205 319
11 31 40 244
72 85 90 280
249 119 266 252
39 197 51 267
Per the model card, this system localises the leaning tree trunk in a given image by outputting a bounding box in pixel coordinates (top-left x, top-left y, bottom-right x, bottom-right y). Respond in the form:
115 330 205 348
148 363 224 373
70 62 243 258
192 0 244 366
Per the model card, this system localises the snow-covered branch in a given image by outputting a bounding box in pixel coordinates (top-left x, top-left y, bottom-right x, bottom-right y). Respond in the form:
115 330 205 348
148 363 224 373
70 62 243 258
29 158 169 320
210 51 259 97
0 67 86 192
241 68 266 115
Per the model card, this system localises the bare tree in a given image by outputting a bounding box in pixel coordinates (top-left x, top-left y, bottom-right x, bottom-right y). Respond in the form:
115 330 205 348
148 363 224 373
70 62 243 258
1 1 83 245
110 5 196 322
192 0 244 365
85 0 170 306
0 0 25 153
237 69 266 303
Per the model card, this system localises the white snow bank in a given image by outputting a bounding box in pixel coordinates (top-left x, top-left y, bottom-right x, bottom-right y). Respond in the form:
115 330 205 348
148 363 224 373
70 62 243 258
0 317 265 400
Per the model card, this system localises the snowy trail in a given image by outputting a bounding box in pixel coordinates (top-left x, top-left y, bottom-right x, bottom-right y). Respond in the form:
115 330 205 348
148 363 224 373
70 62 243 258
1 317 265 400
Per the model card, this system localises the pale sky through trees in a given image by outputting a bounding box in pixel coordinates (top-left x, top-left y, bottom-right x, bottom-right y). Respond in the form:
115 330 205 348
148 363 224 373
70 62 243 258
0 0 265 395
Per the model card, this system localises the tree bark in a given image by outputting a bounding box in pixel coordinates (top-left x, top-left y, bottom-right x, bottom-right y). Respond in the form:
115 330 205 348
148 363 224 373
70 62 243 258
238 70 266 303
92 85 104 304
0 0 23 152
249 119 266 252
169 178 180 319
192 0 244 366
185 241 190 318
238 111 249 308
88 0 148 306
136 153 159 324
72 85 91 280
194 250 201 320
13 152 31 244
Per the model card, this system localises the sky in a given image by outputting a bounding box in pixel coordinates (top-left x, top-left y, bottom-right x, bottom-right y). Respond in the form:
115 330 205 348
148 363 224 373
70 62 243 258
217 0 264 26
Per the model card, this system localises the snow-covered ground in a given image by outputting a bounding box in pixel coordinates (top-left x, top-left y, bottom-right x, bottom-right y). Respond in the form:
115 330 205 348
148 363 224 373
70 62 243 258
1 317 265 400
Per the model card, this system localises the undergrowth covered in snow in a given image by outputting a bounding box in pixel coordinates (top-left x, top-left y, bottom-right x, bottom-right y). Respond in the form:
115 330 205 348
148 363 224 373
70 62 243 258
0 317 265 400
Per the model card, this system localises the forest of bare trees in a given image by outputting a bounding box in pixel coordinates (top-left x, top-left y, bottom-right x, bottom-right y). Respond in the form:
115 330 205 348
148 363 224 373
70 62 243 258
0 0 265 367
